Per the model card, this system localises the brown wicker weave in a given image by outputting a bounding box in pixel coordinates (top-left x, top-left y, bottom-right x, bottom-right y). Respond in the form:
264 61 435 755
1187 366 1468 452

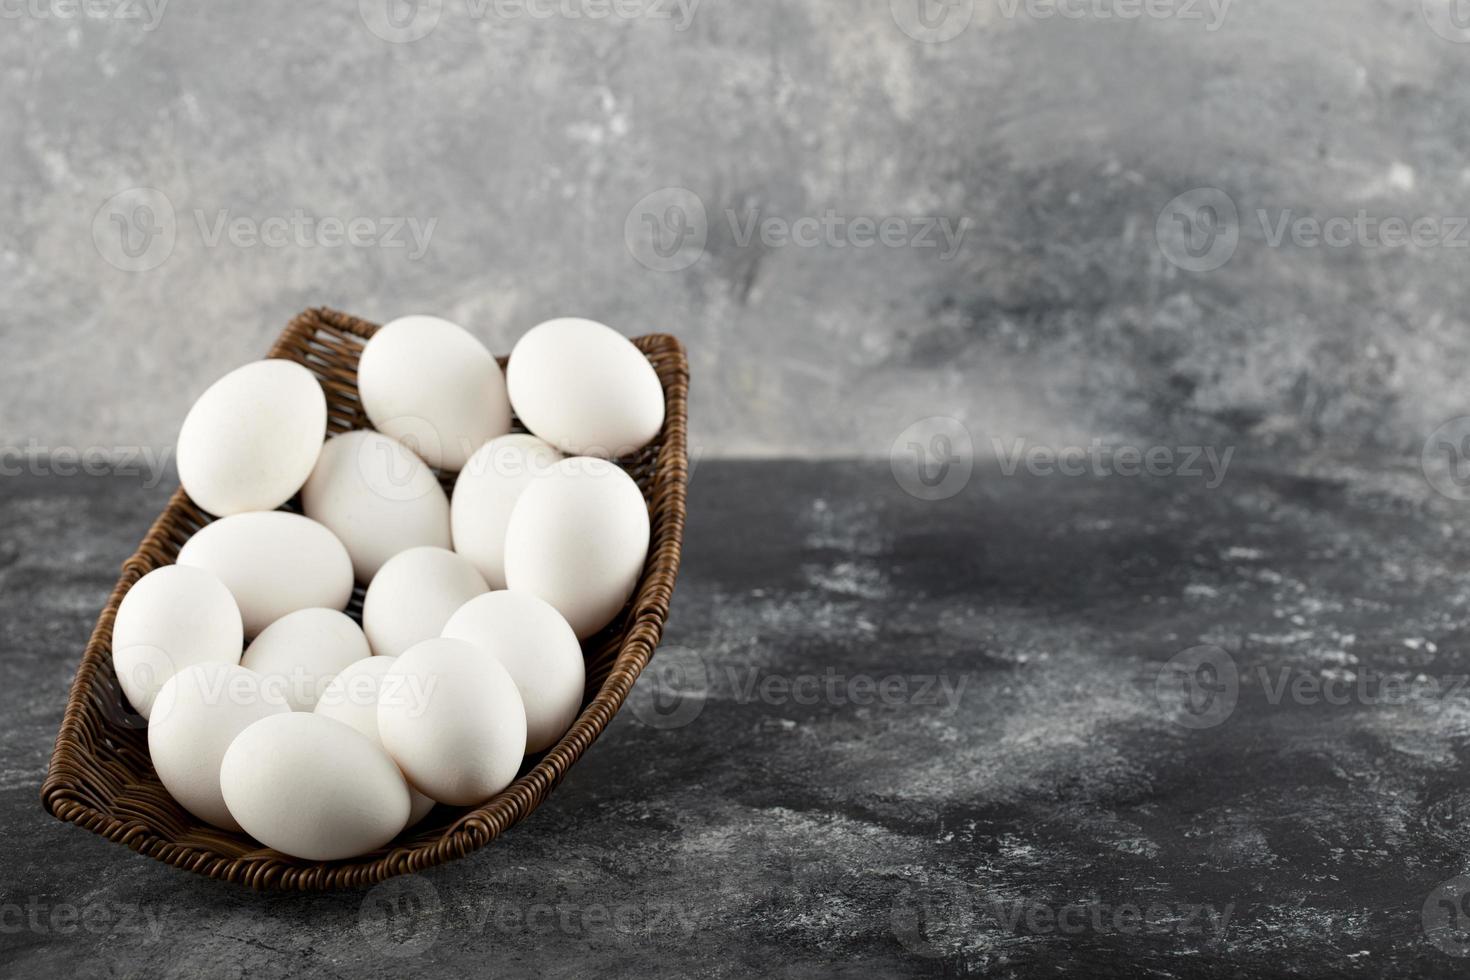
39 307 688 890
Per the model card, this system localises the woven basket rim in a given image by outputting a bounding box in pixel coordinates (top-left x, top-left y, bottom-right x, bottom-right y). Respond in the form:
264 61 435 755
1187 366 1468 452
38 306 689 891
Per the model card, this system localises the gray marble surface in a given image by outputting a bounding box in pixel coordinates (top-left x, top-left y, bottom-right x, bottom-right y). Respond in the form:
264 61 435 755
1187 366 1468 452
6 459 1470 977
6 1 1470 459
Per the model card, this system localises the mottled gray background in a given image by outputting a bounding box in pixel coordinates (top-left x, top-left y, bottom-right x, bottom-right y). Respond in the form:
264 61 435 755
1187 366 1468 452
4 0 1470 460
13 4 1470 975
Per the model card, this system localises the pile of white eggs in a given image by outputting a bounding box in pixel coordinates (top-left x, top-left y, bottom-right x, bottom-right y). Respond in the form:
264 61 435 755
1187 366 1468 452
113 316 665 861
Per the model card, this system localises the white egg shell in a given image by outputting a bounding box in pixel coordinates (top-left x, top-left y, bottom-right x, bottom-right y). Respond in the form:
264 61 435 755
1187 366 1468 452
220 712 412 861
176 511 354 637
506 318 665 457
442 591 585 754
301 429 452 582
176 359 327 517
240 608 371 711
148 663 289 831
503 458 650 639
362 547 488 657
315 657 436 827
358 315 513 472
112 564 244 720
378 637 527 806
450 434 564 589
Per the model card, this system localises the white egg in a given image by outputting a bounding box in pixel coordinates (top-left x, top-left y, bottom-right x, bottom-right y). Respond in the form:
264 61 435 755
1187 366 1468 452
506 318 665 457
315 657 436 827
358 315 513 472
442 591 585 754
176 511 354 637
301 429 452 582
503 457 650 639
450 434 563 589
112 564 243 720
220 712 412 861
378 637 526 806
148 663 289 831
240 608 371 711
362 547 488 657
176 359 327 517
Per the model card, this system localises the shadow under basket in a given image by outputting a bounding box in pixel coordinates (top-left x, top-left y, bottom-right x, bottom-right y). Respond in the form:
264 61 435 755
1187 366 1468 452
39 307 689 890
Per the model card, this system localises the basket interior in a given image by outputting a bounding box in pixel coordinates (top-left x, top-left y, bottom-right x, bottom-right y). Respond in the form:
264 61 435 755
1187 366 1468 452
40 307 688 889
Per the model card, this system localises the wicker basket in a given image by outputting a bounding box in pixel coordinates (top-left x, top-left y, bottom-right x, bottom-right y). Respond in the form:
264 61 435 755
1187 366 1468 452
39 307 688 890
